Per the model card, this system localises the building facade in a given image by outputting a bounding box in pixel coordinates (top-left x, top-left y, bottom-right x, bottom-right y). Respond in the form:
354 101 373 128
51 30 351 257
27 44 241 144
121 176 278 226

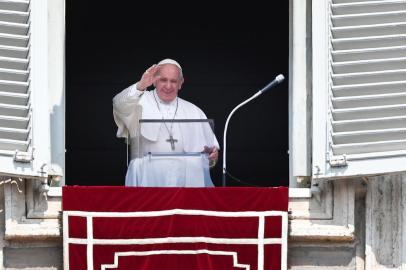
0 0 405 269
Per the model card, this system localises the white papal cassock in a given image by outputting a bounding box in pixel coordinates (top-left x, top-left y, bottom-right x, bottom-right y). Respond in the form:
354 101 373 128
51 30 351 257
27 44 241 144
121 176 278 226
113 84 219 187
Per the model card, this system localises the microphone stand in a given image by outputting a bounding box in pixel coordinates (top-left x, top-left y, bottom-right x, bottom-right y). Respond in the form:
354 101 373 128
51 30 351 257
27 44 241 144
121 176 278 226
222 74 285 187
222 91 262 187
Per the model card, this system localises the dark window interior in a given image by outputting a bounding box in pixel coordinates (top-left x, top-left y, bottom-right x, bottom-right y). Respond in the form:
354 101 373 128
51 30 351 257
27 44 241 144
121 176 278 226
66 3 289 187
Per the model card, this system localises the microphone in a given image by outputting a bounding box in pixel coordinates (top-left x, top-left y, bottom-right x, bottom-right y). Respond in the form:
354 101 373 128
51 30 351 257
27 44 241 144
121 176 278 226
259 74 285 94
222 73 285 186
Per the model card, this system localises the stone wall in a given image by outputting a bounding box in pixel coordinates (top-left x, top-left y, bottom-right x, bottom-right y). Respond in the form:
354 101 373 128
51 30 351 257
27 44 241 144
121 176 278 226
0 175 405 269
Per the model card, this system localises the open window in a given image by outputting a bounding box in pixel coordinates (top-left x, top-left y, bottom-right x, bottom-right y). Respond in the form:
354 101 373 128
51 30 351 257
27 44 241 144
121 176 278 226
66 3 289 187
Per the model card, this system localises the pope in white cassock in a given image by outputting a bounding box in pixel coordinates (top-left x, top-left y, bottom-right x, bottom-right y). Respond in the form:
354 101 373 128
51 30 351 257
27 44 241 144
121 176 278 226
113 59 220 187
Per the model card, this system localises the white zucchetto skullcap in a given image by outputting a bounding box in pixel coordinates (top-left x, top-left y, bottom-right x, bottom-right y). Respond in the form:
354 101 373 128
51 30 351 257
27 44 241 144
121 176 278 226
157 58 182 71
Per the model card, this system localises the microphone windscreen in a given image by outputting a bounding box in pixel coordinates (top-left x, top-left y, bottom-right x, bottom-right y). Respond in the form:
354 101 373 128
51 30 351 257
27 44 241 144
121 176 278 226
276 74 285 83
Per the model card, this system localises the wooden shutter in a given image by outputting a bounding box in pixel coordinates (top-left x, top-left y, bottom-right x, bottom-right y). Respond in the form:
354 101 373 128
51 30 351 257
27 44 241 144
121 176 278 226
313 0 406 178
0 0 50 178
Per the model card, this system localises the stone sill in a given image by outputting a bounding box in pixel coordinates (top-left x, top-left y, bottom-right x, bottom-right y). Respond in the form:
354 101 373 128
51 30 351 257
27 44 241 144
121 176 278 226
289 222 355 242
289 188 311 198
5 221 61 241
48 186 62 197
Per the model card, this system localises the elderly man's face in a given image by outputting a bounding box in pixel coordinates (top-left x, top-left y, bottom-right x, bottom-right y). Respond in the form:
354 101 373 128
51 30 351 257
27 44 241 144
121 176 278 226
155 64 183 103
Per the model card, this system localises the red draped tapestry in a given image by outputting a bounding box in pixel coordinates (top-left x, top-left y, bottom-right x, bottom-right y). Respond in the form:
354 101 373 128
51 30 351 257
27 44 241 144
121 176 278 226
63 186 288 270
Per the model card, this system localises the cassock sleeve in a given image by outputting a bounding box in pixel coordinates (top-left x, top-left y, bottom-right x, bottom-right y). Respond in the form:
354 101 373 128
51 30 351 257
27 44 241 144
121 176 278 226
112 83 144 139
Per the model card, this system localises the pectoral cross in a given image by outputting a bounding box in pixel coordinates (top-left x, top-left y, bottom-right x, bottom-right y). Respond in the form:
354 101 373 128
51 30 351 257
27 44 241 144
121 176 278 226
166 135 178 151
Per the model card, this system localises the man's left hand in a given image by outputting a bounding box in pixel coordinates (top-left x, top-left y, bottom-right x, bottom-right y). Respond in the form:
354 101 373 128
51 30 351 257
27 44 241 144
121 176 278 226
203 146 219 163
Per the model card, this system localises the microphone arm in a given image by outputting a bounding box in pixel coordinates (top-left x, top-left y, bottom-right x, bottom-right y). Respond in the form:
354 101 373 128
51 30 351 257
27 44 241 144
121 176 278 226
222 74 285 187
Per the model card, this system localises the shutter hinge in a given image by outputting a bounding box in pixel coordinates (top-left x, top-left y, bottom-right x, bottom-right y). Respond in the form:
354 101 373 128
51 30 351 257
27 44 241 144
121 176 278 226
14 149 34 163
328 154 348 167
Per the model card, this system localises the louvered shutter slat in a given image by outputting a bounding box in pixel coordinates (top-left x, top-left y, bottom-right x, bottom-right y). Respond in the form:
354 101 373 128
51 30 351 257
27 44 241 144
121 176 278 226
0 67 27 81
332 11 406 27
333 128 406 144
0 34 28 47
0 10 28 24
332 140 406 155
0 126 27 140
0 56 28 70
333 93 406 108
0 103 28 117
333 116 406 132
333 35 406 50
332 1 406 16
333 46 406 62
333 58 406 74
0 91 27 105
0 45 28 59
332 69 406 85
334 0 377 3
333 81 406 97
0 1 29 13
0 80 28 93
333 104 406 121
332 23 406 39
0 137 28 151
0 115 28 129
0 21 28 36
